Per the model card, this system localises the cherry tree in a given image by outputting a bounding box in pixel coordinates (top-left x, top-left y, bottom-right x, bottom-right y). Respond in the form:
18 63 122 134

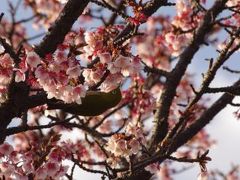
0 0 240 179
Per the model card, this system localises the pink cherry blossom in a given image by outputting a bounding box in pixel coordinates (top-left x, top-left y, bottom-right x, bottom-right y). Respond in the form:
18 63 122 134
35 166 48 179
145 163 160 174
22 161 34 174
106 135 129 157
82 68 103 85
55 165 69 178
98 52 112 64
54 49 67 63
110 55 131 76
84 31 96 48
164 32 190 56
10 173 28 180
197 171 209 180
66 65 81 79
226 0 239 7
15 69 26 82
0 142 14 156
100 73 122 92
0 54 13 68
0 162 15 177
26 51 41 68
44 161 60 177
129 138 141 154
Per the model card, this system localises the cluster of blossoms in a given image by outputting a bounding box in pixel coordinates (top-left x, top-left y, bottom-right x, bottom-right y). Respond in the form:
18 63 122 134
164 32 191 57
164 0 205 56
0 142 68 179
226 0 240 7
0 129 100 179
0 53 24 102
0 54 13 94
106 122 146 165
227 11 240 27
135 16 172 69
0 25 143 105
79 26 142 91
0 44 86 104
122 83 157 118
172 0 204 31
31 49 87 104
0 18 28 101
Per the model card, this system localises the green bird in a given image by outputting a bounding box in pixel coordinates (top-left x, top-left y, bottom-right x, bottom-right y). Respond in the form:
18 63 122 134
47 87 122 116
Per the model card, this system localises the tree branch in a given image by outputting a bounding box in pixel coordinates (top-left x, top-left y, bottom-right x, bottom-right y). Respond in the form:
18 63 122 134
168 78 240 156
5 116 75 136
114 0 170 45
34 0 90 58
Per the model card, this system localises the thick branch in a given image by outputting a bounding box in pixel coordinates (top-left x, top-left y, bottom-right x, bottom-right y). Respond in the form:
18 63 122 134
34 0 90 58
5 117 74 136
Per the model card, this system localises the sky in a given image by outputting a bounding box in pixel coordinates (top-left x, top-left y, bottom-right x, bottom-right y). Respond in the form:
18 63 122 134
1 0 240 179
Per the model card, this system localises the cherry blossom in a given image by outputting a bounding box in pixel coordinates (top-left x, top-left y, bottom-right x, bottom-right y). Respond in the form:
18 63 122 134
0 143 14 156
226 0 240 7
197 171 209 180
98 52 112 64
108 55 132 76
26 51 41 68
0 162 15 177
82 68 104 85
145 163 160 174
14 69 26 82
100 73 122 92
106 122 146 160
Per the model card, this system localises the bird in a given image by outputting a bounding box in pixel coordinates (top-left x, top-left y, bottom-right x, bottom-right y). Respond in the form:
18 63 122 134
47 87 122 116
